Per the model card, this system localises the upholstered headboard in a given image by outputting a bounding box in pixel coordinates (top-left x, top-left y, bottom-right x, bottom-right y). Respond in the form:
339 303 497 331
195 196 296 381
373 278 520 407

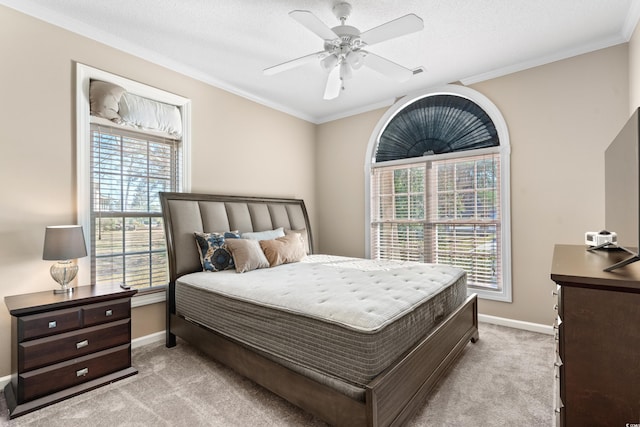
159 192 313 283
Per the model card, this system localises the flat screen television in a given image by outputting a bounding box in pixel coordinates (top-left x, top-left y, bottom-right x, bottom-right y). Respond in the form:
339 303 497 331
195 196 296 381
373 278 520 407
603 107 640 271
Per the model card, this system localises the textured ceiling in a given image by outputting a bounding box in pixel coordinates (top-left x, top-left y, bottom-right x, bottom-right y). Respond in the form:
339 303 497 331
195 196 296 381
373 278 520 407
3 0 640 123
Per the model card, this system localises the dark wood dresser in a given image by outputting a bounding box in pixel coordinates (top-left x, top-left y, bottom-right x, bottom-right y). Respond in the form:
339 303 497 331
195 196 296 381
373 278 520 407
3 284 138 418
550 244 640 426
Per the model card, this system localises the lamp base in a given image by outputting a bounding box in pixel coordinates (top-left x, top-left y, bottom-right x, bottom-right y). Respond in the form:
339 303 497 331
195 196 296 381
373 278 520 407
50 260 78 294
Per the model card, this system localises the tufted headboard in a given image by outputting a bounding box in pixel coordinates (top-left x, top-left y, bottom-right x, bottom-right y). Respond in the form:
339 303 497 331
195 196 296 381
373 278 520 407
159 192 313 284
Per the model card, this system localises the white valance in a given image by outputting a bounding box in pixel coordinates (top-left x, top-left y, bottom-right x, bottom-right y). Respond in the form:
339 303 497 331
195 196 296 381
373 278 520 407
89 79 182 139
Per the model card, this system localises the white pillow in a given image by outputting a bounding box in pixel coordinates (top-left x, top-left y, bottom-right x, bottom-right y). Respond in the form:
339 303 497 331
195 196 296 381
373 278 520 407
241 227 285 241
117 92 182 137
90 80 125 120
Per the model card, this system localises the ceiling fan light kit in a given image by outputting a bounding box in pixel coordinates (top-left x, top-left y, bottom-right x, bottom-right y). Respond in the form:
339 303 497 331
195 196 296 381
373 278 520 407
264 2 424 100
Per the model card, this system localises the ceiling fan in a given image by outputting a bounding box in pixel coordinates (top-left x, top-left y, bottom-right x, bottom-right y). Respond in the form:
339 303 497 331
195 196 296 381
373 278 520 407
264 2 424 100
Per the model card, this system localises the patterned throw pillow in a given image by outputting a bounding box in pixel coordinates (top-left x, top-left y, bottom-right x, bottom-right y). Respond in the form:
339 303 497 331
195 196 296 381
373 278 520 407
194 231 239 272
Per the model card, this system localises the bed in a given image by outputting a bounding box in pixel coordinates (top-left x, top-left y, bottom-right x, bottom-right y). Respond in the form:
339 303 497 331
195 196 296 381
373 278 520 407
160 192 479 426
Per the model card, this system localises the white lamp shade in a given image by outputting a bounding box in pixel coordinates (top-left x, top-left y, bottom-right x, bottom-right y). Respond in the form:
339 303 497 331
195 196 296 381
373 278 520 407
43 225 88 261
320 54 339 71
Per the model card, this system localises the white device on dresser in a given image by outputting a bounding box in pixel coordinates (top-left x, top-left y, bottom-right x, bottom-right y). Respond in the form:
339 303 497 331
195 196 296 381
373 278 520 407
584 230 617 247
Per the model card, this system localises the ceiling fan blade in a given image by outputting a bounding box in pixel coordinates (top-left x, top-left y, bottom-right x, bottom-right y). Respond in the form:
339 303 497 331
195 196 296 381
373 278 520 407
264 51 327 75
363 52 414 82
360 14 424 46
289 10 339 40
323 66 342 100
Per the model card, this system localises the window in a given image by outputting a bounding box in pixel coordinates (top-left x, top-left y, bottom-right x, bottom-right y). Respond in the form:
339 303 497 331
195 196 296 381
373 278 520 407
76 64 191 298
370 164 426 262
90 125 180 289
430 154 501 290
366 86 511 301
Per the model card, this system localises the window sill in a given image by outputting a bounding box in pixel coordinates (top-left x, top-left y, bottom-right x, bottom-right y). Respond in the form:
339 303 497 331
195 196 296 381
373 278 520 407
131 288 166 308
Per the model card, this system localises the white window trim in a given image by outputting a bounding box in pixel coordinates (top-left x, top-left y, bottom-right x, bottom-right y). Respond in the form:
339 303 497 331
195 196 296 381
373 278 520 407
76 63 192 305
364 84 512 302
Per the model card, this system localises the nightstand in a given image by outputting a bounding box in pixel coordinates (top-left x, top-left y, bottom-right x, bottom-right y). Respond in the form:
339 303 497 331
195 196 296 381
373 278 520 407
3 284 138 419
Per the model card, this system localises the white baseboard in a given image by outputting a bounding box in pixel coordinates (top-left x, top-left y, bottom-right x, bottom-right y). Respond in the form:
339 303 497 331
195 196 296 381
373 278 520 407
132 330 165 349
479 314 553 335
0 374 9 390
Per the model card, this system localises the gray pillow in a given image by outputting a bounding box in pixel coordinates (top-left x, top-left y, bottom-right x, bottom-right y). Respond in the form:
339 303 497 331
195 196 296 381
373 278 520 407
90 80 126 120
225 238 270 273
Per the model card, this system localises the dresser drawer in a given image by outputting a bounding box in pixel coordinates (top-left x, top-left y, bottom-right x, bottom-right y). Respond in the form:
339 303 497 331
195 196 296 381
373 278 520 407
82 298 130 327
553 356 564 427
18 308 81 342
17 344 131 403
19 319 131 371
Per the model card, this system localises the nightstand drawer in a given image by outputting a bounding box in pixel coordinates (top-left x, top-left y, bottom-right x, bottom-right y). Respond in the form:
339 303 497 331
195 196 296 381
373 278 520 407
18 308 81 342
18 344 131 402
82 298 130 327
19 319 131 371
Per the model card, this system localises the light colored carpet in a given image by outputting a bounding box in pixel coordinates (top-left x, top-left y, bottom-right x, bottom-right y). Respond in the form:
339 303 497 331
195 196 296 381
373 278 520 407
1 323 554 426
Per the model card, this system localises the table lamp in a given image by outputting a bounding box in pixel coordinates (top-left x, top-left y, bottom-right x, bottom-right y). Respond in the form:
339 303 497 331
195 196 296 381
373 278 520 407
42 225 88 294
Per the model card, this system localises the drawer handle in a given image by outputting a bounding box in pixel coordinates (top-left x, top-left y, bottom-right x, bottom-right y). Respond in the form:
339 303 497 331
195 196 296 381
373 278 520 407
76 367 89 377
48 321 57 329
76 340 89 349
105 309 113 317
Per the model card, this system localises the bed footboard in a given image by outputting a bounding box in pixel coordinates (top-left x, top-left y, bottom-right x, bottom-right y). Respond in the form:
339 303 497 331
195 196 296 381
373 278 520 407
169 312 368 426
366 293 478 426
167 293 478 427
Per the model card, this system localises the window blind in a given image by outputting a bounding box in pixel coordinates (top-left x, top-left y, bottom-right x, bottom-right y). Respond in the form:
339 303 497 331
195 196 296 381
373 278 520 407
371 163 427 262
371 152 502 291
90 123 181 289
427 153 501 290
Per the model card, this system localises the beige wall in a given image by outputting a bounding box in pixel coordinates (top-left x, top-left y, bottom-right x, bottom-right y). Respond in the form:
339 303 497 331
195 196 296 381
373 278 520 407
472 45 628 323
0 6 315 378
315 109 387 257
316 44 629 326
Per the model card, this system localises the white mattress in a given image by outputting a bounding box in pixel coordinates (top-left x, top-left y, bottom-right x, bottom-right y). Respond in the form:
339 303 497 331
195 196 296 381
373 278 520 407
176 254 467 388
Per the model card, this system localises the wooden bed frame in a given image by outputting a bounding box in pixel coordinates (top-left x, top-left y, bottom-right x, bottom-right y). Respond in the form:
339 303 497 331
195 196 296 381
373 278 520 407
160 192 479 426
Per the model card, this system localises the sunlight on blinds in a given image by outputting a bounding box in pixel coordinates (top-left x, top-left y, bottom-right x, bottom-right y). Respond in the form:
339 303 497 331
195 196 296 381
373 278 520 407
429 153 501 290
91 124 181 289
371 163 426 262
371 152 502 291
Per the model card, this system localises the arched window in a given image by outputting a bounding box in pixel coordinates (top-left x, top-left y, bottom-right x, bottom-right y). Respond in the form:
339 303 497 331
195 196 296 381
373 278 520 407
365 85 511 302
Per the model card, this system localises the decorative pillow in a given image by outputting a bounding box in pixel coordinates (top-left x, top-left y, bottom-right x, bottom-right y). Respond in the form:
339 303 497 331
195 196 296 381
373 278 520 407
259 233 307 268
241 227 285 241
89 80 126 120
194 231 239 272
285 228 310 254
117 92 183 138
225 238 270 273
